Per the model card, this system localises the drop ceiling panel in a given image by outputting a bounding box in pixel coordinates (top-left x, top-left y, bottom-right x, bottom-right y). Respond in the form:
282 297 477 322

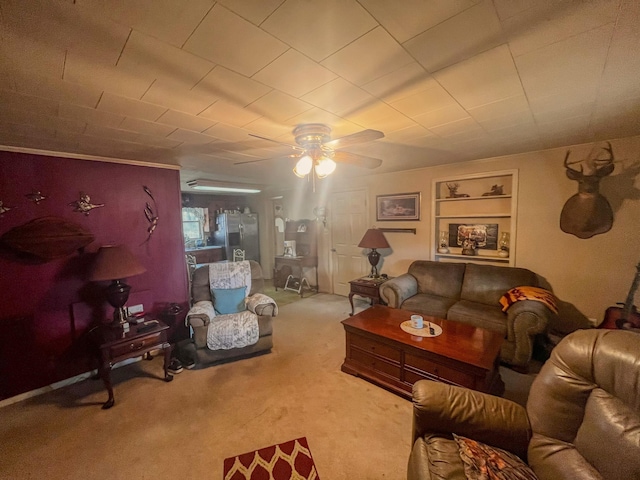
166 129 215 145
0 90 59 118
142 81 218 116
202 124 254 143
321 27 415 86
413 104 471 129
198 101 262 127
182 4 288 77
15 74 102 109
217 0 283 26
193 66 272 108
59 104 125 129
347 103 416 133
156 110 215 132
119 117 177 137
389 77 465 117
84 124 141 143
362 63 431 103
247 91 313 122
404 0 505 73
302 78 376 117
253 49 338 98
97 93 167 121
261 0 377 61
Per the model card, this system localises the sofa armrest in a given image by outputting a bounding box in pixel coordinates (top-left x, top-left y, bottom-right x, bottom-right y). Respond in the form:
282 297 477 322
506 300 553 366
380 273 418 308
412 380 531 460
186 301 214 349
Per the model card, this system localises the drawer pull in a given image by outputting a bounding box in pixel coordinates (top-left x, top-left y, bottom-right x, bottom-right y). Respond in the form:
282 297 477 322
130 342 144 350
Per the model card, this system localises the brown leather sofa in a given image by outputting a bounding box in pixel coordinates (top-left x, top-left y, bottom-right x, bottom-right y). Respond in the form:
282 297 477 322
379 260 555 367
176 260 274 368
408 329 640 480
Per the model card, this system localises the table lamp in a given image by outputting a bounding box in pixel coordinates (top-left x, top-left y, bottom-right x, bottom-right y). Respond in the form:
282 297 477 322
90 245 146 327
358 228 390 278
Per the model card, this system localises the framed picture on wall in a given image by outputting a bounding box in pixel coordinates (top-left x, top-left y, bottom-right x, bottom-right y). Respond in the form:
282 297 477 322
376 192 421 221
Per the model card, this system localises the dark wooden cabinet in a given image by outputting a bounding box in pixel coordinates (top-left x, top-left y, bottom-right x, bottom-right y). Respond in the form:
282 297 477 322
274 220 318 292
185 246 224 264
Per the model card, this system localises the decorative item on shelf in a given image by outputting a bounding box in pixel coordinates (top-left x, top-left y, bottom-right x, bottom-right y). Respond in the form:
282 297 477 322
358 227 390 278
283 240 296 257
0 200 13 216
438 230 449 253
449 224 498 251
313 206 327 228
376 192 421 221
90 245 146 328
498 232 510 258
461 237 477 256
446 183 470 198
482 185 504 196
141 186 158 245
69 192 104 215
560 142 615 239
25 190 47 204
297 223 307 233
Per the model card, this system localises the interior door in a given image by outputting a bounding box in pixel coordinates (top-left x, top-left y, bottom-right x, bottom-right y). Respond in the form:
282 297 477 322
331 189 369 296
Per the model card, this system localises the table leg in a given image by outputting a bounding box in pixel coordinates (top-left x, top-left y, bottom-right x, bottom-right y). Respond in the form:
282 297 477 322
349 293 355 316
99 362 115 409
163 344 173 382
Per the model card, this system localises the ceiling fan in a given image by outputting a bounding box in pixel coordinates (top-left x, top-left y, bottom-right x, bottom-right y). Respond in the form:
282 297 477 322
235 123 384 179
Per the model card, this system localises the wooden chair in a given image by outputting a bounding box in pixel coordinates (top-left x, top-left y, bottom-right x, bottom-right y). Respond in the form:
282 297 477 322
233 249 245 262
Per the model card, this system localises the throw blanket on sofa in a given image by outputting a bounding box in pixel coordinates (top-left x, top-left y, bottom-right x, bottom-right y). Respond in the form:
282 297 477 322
499 286 559 314
207 310 259 350
208 260 252 294
247 293 279 317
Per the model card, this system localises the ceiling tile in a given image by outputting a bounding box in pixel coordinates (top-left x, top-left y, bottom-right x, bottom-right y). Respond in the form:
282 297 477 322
359 0 477 43
14 73 102 108
467 94 531 122
135 132 183 149
243 118 293 138
429 116 485 138
156 110 215 132
142 80 218 115
413 104 470 129
321 27 415 85
84 124 141 143
285 108 350 130
198 101 262 127
183 4 288 77
217 0 283 25
202 124 253 143
347 103 416 133
78 0 215 47
384 124 436 144
434 45 524 109
58 104 125 129
118 31 215 88
492 0 535 21
389 77 461 117
515 24 613 101
404 0 505 73
253 49 338 98
192 66 272 108
261 0 377 61
64 54 155 99
302 78 376 117
167 129 216 144
362 63 431 103
247 90 313 122
97 93 168 121
119 117 177 137
1 32 66 79
503 0 618 57
0 90 59 117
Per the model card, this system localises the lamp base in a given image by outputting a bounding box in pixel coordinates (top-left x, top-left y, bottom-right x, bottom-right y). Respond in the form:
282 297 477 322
367 249 381 278
106 280 132 328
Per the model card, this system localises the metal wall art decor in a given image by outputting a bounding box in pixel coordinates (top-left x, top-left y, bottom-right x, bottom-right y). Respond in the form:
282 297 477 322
376 192 421 221
1 216 94 260
0 201 13 216
560 142 615 239
141 185 158 244
25 190 47 204
69 192 104 215
448 224 499 251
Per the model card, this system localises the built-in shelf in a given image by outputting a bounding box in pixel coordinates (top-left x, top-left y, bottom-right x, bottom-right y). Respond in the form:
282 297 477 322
432 170 518 267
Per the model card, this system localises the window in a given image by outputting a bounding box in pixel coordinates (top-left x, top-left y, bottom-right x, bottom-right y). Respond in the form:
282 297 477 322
182 207 208 247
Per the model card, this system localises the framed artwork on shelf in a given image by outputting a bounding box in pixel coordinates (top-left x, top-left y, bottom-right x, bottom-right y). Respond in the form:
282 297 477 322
448 224 499 250
376 192 421 221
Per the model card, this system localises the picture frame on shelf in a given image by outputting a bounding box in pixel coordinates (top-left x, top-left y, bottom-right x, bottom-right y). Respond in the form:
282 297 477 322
376 192 421 221
448 224 499 250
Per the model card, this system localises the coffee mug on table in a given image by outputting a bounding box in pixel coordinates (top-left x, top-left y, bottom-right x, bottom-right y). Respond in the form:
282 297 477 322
410 314 424 329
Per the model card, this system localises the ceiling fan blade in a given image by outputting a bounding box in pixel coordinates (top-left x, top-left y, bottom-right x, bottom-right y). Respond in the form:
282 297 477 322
333 150 382 169
234 154 299 166
324 129 384 149
248 133 304 151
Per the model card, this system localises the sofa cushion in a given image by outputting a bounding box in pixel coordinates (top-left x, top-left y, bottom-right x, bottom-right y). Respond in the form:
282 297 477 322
212 287 247 314
403 293 458 319
460 264 539 306
447 300 507 335
409 260 466 299
453 434 538 480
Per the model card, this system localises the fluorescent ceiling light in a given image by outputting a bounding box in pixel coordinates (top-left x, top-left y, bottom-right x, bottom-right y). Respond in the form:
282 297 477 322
187 179 261 194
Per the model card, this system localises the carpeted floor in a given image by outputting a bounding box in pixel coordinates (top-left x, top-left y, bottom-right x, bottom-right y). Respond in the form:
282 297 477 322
0 294 538 479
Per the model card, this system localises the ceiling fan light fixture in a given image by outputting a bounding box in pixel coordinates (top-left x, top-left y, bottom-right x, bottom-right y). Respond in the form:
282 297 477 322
314 157 336 178
293 155 313 177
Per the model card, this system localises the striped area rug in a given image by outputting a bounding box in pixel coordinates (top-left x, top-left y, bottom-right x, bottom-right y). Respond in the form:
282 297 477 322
224 437 319 480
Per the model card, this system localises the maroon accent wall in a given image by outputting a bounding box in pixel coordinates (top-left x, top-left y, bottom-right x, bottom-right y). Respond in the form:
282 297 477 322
0 151 189 400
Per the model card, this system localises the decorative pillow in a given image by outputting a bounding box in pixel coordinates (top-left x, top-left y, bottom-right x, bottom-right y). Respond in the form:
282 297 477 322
453 434 538 480
212 287 247 315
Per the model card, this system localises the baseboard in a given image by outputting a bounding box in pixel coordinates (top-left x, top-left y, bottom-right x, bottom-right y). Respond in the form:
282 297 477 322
0 357 141 409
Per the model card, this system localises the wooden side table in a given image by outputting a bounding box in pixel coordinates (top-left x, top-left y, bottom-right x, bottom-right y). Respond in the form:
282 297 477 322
92 320 173 409
348 277 391 316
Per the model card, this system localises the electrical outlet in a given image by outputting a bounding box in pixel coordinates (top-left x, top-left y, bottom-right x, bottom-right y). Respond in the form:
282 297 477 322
128 304 144 315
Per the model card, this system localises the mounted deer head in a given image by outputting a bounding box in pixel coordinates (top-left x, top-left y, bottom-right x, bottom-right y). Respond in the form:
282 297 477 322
560 142 615 238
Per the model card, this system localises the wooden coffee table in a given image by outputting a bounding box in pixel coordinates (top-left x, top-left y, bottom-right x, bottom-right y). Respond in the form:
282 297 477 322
341 305 504 399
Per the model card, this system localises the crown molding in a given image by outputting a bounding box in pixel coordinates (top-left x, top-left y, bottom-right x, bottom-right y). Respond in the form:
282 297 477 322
0 145 181 170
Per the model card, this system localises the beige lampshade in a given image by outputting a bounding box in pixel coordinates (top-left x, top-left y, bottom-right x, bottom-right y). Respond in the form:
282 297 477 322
358 228 390 249
90 245 146 281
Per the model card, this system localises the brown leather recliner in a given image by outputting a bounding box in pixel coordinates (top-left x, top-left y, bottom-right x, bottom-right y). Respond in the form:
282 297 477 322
408 329 640 480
